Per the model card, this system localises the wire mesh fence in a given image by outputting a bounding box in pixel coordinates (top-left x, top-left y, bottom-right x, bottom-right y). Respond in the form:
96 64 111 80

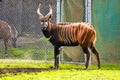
0 0 57 60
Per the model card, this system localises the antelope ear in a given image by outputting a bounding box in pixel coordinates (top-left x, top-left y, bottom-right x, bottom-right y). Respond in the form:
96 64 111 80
45 5 52 20
37 4 44 18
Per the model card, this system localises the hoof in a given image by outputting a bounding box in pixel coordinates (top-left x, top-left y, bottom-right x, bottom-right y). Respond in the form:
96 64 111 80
98 67 101 69
53 66 59 69
4 54 8 58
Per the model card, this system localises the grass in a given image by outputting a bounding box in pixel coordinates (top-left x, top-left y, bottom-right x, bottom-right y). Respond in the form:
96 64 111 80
1 70 120 80
0 59 53 68
0 59 120 80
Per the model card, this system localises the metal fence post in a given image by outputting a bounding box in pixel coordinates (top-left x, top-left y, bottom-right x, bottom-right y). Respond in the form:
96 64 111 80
85 0 92 65
56 0 61 63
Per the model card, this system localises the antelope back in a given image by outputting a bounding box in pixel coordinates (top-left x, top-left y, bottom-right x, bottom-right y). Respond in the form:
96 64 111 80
0 20 11 39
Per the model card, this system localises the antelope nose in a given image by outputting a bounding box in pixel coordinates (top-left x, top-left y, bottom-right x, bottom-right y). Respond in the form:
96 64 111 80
43 24 47 28
41 25 47 30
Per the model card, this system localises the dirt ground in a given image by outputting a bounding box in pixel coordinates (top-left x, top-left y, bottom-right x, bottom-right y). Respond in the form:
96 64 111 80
0 67 83 74
0 67 56 74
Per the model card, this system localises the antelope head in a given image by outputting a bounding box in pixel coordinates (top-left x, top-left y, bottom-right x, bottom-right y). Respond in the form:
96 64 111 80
37 4 53 30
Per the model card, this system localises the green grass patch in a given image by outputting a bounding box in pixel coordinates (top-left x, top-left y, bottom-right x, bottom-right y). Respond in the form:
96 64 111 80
1 70 119 80
0 59 120 80
0 59 53 68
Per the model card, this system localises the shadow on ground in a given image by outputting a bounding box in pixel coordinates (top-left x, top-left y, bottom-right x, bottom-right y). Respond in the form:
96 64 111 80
0 67 86 74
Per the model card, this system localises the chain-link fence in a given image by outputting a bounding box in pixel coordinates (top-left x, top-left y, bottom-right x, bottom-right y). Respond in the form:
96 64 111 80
0 0 57 60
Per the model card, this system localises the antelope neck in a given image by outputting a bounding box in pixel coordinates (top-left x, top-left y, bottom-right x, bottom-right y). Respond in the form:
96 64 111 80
42 22 52 39
47 22 52 40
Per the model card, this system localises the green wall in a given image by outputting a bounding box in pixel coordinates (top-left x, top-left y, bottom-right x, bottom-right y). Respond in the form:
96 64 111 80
92 0 120 63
